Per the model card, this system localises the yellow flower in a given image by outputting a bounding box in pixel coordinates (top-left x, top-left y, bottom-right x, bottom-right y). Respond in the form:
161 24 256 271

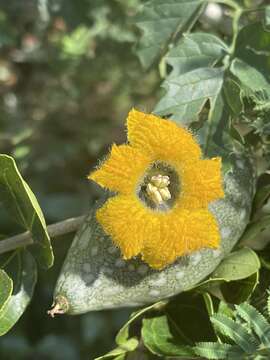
88 109 224 269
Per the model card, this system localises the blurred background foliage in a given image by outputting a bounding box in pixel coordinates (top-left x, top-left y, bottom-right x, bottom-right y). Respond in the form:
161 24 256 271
0 0 159 358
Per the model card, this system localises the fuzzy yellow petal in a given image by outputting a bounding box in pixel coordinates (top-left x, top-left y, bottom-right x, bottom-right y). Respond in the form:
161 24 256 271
127 108 201 162
96 195 147 259
88 144 150 194
178 157 224 209
89 109 224 270
141 209 220 269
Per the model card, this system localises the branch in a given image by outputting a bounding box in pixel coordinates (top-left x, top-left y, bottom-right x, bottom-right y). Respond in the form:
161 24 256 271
0 215 86 255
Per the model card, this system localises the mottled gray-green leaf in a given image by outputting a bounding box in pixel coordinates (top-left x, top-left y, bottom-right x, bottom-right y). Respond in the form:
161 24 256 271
0 155 53 268
0 250 37 336
154 67 224 125
0 269 13 313
53 155 255 314
166 32 228 78
134 0 202 69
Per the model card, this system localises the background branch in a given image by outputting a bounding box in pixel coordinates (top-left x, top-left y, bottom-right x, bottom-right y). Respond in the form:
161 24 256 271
0 215 86 255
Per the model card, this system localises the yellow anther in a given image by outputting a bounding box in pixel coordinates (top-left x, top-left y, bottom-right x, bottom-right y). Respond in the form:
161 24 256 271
146 174 171 205
151 175 170 188
159 187 171 201
146 183 163 205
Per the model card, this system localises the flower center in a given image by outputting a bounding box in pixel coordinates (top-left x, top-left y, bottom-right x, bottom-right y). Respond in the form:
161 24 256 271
146 175 171 205
137 161 180 212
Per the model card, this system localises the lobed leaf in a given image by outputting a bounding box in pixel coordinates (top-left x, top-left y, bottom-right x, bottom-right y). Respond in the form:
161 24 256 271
0 154 54 268
210 314 259 354
194 342 244 359
235 302 270 348
134 0 203 69
165 32 228 78
154 67 224 125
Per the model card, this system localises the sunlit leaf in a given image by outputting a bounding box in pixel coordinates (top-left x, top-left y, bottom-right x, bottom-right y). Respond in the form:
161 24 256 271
166 32 228 78
134 0 203 69
154 67 224 125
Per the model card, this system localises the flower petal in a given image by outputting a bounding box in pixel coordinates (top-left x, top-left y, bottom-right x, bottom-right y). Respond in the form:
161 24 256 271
178 157 224 209
142 209 220 269
88 144 150 194
127 108 201 162
96 195 149 259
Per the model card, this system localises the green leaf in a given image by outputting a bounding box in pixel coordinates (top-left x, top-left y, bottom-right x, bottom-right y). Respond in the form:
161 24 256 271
221 272 259 304
253 184 270 213
142 315 196 357
116 301 167 345
265 6 270 28
0 269 13 313
223 77 243 116
197 249 260 303
0 250 37 336
0 155 54 268
210 314 258 354
154 67 224 125
210 248 260 282
141 293 215 357
236 302 270 348
230 58 270 94
94 338 138 359
240 215 270 245
166 32 228 78
235 22 270 56
134 0 203 69
194 342 244 359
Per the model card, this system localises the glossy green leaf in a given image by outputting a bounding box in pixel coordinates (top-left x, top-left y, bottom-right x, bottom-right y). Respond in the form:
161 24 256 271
154 67 224 124
0 250 37 336
0 269 13 313
0 155 54 268
166 32 228 78
134 0 203 69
